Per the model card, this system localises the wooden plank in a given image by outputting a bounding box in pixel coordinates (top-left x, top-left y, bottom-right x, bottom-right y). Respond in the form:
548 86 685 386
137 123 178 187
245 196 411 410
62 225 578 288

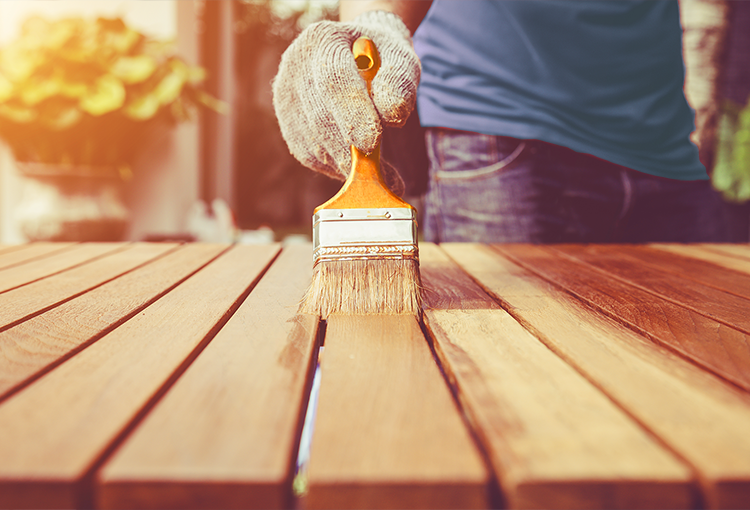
306 314 490 510
443 243 750 509
551 244 750 333
97 244 319 510
495 244 750 393
699 243 750 261
419 244 693 509
0 243 178 331
420 243 499 310
0 243 227 400
0 244 279 510
595 244 750 300
0 243 75 271
553 244 750 391
0 242 123 293
651 244 750 275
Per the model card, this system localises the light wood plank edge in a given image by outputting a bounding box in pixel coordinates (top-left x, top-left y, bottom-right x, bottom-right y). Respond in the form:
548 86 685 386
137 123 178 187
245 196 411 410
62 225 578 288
307 482 491 510
0 243 227 405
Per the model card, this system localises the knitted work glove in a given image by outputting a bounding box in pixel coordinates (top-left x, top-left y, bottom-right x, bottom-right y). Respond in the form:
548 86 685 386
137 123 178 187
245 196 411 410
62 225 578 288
272 10 421 196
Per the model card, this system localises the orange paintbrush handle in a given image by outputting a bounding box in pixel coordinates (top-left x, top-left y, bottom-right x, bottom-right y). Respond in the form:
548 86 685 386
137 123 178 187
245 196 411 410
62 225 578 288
314 37 413 212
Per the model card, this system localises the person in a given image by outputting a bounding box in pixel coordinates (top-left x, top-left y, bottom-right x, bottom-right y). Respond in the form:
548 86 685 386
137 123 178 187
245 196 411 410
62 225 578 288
272 0 729 243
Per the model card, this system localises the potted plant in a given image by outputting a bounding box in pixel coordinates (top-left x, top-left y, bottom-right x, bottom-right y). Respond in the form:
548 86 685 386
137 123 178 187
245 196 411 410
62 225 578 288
0 15 222 241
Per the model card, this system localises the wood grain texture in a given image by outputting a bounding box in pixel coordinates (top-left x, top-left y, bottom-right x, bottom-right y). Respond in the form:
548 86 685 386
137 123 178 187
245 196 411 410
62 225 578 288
97 244 319 510
426 309 693 510
551 244 750 333
698 243 750 260
306 314 489 510
496 244 750 393
0 243 74 271
0 243 176 331
0 242 123 293
0 244 279 510
582 244 750 300
420 242 499 310
651 243 750 274
420 245 693 509
443 243 750 509
0 243 227 400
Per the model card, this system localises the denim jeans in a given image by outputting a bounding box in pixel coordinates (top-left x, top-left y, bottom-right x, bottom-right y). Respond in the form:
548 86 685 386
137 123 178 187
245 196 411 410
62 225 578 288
422 128 729 243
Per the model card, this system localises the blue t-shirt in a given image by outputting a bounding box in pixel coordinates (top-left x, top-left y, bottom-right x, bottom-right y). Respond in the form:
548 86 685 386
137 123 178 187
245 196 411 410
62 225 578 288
413 0 706 180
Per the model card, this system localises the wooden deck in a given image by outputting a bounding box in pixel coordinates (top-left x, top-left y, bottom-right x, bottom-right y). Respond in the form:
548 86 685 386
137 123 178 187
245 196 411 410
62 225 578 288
0 242 749 509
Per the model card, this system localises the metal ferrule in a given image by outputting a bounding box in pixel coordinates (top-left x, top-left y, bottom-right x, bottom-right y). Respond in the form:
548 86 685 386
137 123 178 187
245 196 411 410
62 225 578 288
312 207 418 264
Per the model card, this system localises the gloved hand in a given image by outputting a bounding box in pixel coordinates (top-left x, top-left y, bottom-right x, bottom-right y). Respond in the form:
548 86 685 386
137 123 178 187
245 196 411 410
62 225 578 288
272 10 421 196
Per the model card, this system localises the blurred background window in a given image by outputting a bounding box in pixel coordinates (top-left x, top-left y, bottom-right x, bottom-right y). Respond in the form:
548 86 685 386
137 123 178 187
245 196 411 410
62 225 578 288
199 0 340 242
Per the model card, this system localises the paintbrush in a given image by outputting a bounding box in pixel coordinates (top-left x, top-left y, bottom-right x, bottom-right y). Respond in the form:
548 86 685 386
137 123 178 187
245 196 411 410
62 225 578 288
299 37 422 319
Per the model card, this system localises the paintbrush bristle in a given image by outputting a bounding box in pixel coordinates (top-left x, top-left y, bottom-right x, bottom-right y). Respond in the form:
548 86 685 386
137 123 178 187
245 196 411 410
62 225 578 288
300 258 422 318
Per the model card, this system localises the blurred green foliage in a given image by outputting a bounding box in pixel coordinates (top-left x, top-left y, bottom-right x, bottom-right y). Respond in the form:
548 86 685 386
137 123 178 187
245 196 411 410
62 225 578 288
713 97 750 203
0 16 223 170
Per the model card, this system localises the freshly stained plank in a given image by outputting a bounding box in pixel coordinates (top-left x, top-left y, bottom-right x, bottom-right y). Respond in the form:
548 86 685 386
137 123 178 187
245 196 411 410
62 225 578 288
426 310 694 509
420 242 498 310
0 243 227 400
420 245 693 509
577 244 750 300
652 244 750 275
496 244 750 393
0 244 279 510
550 244 750 333
306 314 490 510
0 243 177 331
0 242 122 293
443 243 750 509
0 243 75 271
98 244 319 510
